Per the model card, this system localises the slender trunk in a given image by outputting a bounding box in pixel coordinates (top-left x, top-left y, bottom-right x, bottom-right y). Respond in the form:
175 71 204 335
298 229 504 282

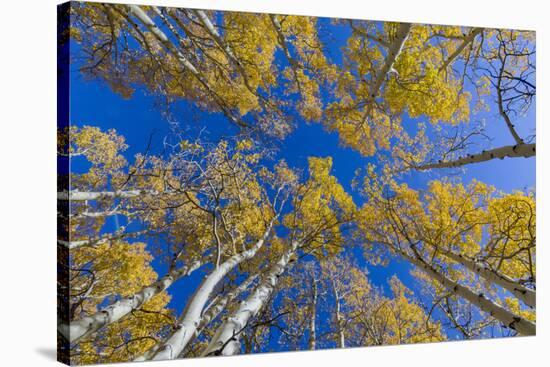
151 7 188 49
192 10 255 92
191 9 276 115
135 273 259 362
58 259 204 343
58 190 145 201
360 22 411 124
439 28 484 72
147 219 276 361
414 143 535 170
126 5 197 74
269 15 305 96
71 209 131 220
396 247 535 336
201 241 300 357
197 273 259 337
57 229 146 250
496 49 525 145
441 249 535 308
270 15 296 67
370 23 412 98
193 10 238 64
308 279 318 350
331 278 346 348
125 5 245 128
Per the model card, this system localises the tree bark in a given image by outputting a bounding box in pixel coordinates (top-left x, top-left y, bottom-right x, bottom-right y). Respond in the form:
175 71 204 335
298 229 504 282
198 273 259 336
269 15 306 97
58 190 145 201
396 247 535 336
331 278 346 348
440 249 535 308
201 241 300 357
57 229 146 250
125 5 245 128
308 279 318 350
134 273 259 361
71 209 131 220
414 143 535 170
58 259 204 343
191 9 275 112
439 28 484 72
193 10 239 65
497 62 525 145
370 23 412 99
147 219 276 361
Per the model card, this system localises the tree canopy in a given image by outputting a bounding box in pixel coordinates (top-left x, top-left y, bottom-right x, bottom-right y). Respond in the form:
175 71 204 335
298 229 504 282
57 2 536 364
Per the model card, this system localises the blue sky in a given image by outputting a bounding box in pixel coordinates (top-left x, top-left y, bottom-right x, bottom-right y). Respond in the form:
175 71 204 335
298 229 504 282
68 12 535 346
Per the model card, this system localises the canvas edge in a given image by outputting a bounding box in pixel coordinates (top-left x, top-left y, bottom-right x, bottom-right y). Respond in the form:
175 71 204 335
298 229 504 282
57 1 72 365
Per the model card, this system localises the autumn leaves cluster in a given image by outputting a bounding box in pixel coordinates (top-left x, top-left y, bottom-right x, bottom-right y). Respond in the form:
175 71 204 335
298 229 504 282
58 2 536 364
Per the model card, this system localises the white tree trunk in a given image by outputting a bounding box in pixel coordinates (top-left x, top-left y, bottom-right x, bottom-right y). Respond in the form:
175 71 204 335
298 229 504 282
125 5 243 127
397 248 535 335
71 209 130 220
126 5 198 74
148 220 276 361
331 278 346 348
58 259 204 343
439 27 484 72
415 143 535 170
134 273 259 361
198 273 259 335
269 14 307 97
308 280 318 350
441 249 535 308
58 190 145 201
192 9 266 104
201 241 300 356
193 10 238 63
151 6 188 49
370 23 412 98
57 229 146 250
270 15 297 68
